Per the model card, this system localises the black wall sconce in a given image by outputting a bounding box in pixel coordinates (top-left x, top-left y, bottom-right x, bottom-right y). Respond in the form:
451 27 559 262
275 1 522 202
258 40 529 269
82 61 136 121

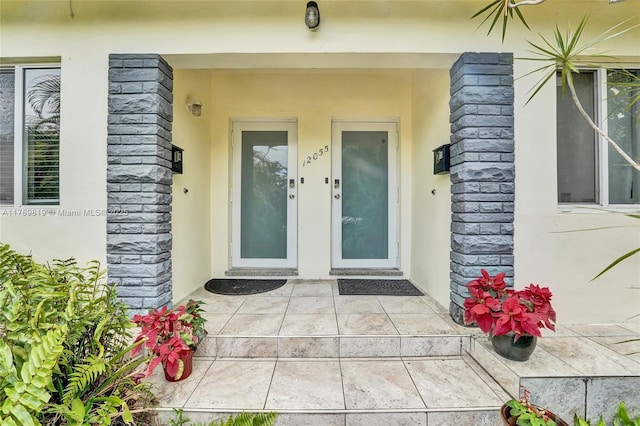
305 1 320 30
433 144 450 175
172 145 184 174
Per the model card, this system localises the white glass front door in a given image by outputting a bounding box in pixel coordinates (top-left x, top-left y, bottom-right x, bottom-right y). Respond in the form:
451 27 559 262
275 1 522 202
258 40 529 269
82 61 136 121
331 121 398 268
231 120 297 268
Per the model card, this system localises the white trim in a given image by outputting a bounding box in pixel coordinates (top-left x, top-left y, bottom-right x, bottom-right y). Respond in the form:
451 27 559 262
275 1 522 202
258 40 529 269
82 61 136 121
230 119 298 269
331 120 399 269
597 68 609 207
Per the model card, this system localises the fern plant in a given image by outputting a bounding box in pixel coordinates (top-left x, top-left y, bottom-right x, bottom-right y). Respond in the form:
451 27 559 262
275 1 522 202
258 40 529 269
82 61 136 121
169 409 278 426
0 243 156 425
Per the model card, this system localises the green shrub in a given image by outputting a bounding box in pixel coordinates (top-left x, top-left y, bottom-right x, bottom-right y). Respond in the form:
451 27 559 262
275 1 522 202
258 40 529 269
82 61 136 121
0 243 156 425
169 409 278 426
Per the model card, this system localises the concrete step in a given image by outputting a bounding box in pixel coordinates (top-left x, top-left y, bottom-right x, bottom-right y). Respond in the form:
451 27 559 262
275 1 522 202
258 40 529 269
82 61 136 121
149 354 509 426
195 333 471 359
467 334 640 423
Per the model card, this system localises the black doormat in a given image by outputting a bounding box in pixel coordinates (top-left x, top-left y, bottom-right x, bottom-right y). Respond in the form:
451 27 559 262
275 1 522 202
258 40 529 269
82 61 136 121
338 279 424 296
204 279 287 295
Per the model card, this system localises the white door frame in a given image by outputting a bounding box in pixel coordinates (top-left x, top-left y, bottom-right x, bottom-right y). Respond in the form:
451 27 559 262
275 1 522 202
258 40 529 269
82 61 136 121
331 120 398 268
231 119 298 268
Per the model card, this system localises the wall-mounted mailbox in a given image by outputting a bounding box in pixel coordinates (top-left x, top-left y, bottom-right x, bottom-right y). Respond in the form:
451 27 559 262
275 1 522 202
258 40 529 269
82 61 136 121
172 145 184 174
433 144 450 175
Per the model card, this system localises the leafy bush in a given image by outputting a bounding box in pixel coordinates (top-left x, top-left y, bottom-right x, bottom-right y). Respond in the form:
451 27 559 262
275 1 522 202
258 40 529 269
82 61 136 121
574 402 640 426
169 409 278 426
0 243 156 425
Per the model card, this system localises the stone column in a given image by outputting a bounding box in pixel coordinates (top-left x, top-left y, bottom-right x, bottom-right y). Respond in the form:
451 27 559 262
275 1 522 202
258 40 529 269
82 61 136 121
448 52 515 324
106 54 173 313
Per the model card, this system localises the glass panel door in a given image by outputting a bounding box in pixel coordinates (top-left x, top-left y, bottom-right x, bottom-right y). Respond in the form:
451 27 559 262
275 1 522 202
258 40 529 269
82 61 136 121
331 121 398 268
232 121 297 268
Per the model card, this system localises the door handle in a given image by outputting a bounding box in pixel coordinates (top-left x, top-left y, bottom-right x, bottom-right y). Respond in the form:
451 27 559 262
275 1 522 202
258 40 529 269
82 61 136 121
289 194 295 199
289 179 295 189
334 194 340 199
334 179 340 189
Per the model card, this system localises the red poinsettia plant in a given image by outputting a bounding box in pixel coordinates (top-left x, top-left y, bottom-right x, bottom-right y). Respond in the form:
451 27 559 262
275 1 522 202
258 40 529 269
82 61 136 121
131 299 206 380
463 270 556 340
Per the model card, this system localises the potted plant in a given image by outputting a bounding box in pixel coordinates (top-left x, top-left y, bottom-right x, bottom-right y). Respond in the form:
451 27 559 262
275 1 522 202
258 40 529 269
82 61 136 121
501 387 569 426
132 299 207 382
463 269 556 361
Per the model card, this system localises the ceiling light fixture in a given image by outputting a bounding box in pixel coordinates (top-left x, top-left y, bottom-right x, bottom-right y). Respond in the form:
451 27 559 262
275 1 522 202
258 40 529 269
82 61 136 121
305 1 320 30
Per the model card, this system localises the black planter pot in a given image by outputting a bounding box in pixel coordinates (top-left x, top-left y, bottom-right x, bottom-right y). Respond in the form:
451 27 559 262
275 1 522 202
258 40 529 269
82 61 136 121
491 333 537 361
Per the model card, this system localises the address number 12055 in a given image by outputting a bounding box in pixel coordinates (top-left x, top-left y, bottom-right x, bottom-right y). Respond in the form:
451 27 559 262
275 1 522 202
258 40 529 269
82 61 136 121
302 145 329 167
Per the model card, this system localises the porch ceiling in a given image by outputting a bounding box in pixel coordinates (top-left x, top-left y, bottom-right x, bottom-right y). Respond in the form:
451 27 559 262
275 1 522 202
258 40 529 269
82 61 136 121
163 52 459 69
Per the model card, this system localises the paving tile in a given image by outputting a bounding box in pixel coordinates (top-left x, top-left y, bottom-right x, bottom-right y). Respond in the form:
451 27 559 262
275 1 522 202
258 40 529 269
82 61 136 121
340 336 401 357
194 336 217 357
587 335 640 358
400 336 461 356
279 314 338 335
200 313 232 334
278 336 339 357
254 283 294 297
275 413 345 425
419 293 449 314
336 313 398 335
520 377 587 423
341 359 424 410
377 296 435 314
216 336 277 358
265 360 344 410
219 314 284 335
387 313 455 335
145 358 213 408
286 296 335 314
566 324 638 337
427 410 501 426
291 282 334 297
346 412 426 426
184 288 247 314
538 336 640 375
334 296 385 313
477 337 580 378
236 296 290 314
185 359 276 409
586 377 640 423
619 322 640 334
404 358 503 408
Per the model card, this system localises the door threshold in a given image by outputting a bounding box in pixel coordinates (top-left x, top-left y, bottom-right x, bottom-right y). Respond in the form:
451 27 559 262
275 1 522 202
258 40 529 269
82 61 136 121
329 268 403 277
225 268 298 277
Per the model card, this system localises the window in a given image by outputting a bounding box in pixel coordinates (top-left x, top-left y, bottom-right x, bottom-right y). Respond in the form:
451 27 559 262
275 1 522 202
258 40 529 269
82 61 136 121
557 69 639 205
0 65 60 205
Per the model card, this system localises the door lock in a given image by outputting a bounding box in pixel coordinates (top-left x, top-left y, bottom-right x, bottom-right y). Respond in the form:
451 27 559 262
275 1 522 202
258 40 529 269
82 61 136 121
334 179 340 189
334 194 340 199
289 194 295 199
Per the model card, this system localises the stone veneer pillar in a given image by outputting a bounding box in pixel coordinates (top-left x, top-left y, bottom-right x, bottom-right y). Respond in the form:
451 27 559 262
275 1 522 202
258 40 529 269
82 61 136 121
448 52 515 324
106 54 173 313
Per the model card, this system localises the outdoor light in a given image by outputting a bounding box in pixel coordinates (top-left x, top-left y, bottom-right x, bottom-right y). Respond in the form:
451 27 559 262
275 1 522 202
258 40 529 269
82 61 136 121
305 1 320 30
185 99 202 116
609 0 626 3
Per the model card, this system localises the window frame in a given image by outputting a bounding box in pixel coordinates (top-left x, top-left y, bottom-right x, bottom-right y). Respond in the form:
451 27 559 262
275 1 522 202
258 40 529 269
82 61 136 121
1 63 61 207
557 66 639 211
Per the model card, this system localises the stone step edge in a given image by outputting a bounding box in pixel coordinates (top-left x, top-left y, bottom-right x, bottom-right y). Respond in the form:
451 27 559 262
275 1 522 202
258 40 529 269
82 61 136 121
154 406 503 414
194 334 472 358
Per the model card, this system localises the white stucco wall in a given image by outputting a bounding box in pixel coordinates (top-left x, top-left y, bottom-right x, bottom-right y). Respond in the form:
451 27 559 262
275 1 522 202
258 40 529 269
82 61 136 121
171 69 212 302
1 0 638 322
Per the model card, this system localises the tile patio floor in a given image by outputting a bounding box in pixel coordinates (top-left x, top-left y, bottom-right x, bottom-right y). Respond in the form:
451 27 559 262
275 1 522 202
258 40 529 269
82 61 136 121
146 279 640 426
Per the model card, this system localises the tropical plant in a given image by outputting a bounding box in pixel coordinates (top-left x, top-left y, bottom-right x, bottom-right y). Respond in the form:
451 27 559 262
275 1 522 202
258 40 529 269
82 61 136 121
132 299 207 380
464 269 556 339
473 3 640 172
0 243 156 426
574 402 640 426
169 409 278 426
503 387 562 426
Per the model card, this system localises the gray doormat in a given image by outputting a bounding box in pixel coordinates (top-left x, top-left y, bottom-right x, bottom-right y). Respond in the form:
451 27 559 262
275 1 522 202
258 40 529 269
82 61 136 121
338 279 424 296
204 279 287 295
